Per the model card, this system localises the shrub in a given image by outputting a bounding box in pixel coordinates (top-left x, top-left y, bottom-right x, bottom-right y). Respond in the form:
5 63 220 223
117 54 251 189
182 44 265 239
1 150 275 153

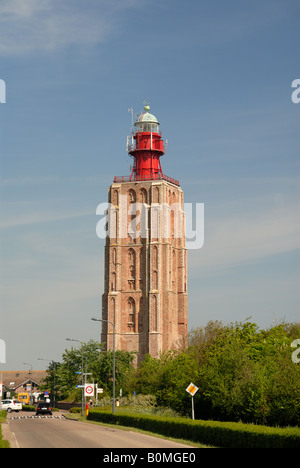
87 409 300 448
69 407 81 413
22 405 36 412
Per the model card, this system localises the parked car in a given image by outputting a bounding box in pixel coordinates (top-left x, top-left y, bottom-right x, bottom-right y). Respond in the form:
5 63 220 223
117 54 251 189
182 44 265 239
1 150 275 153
36 402 52 416
1 399 22 413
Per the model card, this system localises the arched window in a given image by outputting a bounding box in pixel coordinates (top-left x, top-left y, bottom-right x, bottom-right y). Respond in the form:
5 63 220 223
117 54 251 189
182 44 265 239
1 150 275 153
112 189 119 206
172 249 176 291
153 186 159 203
139 188 147 204
111 272 116 291
112 248 116 264
127 297 136 332
110 297 116 326
152 245 158 269
128 248 136 290
153 271 158 290
152 295 158 331
139 248 144 288
128 189 136 204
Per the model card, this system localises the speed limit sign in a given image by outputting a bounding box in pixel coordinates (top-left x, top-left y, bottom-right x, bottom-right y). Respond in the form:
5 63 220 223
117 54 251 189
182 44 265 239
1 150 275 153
84 384 95 397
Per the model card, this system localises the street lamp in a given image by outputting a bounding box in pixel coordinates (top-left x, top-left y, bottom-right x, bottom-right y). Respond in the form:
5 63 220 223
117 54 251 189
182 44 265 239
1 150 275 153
65 338 84 416
91 317 116 414
23 362 33 404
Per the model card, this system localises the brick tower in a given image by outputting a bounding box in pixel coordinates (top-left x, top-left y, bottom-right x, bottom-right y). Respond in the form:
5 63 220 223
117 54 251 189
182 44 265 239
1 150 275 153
101 105 187 363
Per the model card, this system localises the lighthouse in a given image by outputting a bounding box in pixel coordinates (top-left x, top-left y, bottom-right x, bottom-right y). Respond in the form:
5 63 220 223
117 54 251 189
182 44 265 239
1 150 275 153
102 105 188 363
127 105 165 181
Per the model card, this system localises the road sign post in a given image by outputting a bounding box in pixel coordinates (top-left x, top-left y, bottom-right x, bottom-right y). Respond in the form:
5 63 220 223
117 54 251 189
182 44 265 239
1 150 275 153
186 382 199 420
84 384 95 397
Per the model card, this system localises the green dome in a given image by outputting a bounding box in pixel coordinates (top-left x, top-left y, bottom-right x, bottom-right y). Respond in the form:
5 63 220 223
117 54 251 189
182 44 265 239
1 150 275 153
136 105 159 124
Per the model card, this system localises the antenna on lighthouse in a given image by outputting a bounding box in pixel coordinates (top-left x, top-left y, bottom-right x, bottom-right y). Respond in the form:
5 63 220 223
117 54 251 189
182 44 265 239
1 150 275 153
143 98 150 108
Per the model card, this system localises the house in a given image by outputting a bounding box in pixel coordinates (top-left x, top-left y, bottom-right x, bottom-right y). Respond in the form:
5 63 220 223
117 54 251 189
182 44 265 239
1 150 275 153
0 370 47 401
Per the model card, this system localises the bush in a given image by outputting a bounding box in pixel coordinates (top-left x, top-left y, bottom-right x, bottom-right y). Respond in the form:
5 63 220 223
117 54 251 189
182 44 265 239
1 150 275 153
87 409 300 448
117 394 156 410
22 405 36 412
69 407 81 413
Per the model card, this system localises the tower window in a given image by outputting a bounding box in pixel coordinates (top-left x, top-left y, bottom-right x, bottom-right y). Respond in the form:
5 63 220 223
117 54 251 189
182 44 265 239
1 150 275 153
127 297 136 332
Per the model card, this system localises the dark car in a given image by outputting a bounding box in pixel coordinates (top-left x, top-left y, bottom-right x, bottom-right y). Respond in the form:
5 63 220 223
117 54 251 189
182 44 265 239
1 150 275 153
36 402 52 416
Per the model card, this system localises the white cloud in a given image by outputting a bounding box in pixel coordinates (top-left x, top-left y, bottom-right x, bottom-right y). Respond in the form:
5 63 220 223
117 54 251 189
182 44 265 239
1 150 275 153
0 0 139 56
189 195 300 275
0 223 104 323
0 207 93 229
0 175 107 187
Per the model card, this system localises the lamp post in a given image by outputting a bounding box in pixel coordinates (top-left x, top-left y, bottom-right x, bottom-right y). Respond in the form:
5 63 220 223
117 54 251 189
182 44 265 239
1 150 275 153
23 362 33 404
91 317 115 414
66 338 84 416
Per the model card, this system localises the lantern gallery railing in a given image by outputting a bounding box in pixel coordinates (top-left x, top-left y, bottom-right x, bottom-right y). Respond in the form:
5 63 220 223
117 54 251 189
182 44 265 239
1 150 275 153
113 173 180 186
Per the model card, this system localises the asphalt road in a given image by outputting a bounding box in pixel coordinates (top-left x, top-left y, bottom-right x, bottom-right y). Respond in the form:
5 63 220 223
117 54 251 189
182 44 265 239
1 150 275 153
7 414 192 449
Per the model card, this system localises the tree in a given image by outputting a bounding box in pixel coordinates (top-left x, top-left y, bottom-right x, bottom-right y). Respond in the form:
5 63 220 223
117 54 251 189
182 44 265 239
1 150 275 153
191 321 300 425
43 340 136 401
133 350 198 415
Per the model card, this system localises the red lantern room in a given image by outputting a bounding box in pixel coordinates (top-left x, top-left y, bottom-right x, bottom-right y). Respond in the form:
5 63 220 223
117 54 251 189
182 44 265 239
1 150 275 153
127 105 165 181
114 105 179 186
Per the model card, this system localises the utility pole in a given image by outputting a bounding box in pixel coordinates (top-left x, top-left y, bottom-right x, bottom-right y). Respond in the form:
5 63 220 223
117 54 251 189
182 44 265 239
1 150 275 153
91 318 116 414
66 339 84 416
23 362 33 404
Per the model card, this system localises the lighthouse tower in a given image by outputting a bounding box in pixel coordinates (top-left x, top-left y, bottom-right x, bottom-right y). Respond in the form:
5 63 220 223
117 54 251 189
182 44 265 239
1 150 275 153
101 105 188 363
127 105 165 181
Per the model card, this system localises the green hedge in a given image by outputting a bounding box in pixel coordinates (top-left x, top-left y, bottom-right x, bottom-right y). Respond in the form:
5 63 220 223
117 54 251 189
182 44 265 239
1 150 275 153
69 407 81 413
21 405 36 412
87 409 300 448
0 411 10 448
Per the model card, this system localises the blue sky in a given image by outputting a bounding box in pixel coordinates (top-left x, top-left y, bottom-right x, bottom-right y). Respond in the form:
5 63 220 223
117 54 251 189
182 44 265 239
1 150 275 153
0 0 299 370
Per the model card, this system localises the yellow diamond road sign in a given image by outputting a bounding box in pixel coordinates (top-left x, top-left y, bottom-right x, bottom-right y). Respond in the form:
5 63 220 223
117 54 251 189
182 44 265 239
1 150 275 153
186 382 199 396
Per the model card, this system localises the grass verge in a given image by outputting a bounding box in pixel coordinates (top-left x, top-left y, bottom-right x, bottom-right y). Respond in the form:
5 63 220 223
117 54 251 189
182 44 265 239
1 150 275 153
0 411 10 448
